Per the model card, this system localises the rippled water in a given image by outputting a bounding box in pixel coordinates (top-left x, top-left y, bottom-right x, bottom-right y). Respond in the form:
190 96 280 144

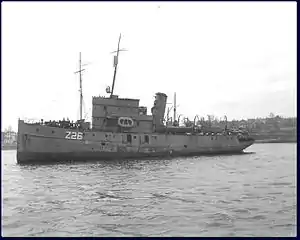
2 143 297 237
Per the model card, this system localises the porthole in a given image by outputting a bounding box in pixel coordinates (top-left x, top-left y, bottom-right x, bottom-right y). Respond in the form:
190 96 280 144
52 130 55 134
36 128 39 132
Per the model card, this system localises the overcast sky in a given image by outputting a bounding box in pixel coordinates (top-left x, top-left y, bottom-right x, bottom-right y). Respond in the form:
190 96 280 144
2 1 297 131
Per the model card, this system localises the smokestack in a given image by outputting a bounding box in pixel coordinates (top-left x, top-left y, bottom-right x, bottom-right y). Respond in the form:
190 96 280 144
151 92 168 129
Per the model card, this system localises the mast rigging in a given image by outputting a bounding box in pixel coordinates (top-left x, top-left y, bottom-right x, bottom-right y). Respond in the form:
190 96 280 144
74 52 85 120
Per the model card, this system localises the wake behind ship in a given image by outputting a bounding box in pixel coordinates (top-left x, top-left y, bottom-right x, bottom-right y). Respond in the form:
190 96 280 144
17 35 254 164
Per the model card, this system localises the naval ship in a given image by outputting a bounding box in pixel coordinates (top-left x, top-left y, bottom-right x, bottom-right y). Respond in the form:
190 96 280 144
17 34 254 164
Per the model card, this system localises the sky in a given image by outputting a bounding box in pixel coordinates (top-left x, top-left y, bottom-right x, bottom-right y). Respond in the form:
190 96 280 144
1 1 297 131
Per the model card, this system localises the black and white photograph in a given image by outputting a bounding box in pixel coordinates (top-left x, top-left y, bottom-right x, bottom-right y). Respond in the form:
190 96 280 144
2 1 297 237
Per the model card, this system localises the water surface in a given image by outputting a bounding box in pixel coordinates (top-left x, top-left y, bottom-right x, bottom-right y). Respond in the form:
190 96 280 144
2 143 297 237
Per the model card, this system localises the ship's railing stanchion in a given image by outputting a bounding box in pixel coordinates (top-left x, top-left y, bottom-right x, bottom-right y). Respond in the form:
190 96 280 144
193 115 201 134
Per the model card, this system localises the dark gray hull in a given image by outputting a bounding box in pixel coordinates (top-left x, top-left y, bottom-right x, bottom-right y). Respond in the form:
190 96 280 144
17 147 251 164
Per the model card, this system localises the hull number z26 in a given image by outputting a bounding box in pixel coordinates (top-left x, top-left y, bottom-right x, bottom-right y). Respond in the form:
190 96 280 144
65 131 83 140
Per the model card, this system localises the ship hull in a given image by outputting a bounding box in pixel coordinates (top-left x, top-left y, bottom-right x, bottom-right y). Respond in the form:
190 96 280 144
17 120 254 164
17 145 250 164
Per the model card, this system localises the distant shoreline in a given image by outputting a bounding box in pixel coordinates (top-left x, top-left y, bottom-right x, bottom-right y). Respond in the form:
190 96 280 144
2 145 17 151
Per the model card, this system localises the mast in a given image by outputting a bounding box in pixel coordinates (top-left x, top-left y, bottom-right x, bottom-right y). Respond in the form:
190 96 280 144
110 33 127 97
173 92 176 124
74 52 85 120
